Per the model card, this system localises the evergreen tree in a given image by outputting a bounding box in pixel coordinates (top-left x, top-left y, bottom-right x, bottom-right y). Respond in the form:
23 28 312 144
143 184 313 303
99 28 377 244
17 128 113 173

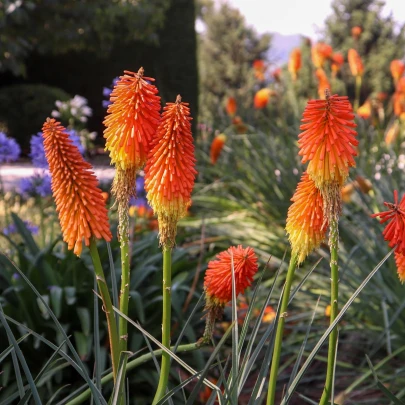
197 0 271 125
323 0 405 97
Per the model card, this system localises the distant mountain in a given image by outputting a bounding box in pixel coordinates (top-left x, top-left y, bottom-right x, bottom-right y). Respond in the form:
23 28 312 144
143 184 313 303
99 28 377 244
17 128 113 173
268 33 302 65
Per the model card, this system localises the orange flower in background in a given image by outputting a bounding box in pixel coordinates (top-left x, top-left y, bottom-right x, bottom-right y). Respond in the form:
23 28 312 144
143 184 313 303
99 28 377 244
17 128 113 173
204 245 259 305
394 92 405 116
394 252 405 283
390 60 405 84
225 97 237 116
298 93 358 189
372 190 405 255
272 67 282 83
43 118 112 256
331 53 344 76
286 172 328 263
288 48 302 81
311 42 333 68
385 120 400 145
232 116 248 134
341 183 355 203
210 134 227 164
397 77 405 93
254 88 274 109
315 69 331 99
144 95 196 247
348 49 364 77
351 26 362 39
253 59 266 81
357 100 372 119
103 68 161 172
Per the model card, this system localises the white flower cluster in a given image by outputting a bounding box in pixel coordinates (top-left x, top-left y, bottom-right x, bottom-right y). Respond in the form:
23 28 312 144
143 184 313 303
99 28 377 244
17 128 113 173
52 95 92 123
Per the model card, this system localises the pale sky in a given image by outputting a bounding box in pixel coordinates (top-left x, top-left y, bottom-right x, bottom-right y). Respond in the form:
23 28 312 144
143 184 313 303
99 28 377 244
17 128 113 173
224 0 405 38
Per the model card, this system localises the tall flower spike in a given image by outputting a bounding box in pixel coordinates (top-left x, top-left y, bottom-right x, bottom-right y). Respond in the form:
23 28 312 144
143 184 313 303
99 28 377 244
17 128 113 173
201 245 258 342
42 118 112 256
286 172 328 264
371 190 405 255
144 95 197 247
298 91 358 218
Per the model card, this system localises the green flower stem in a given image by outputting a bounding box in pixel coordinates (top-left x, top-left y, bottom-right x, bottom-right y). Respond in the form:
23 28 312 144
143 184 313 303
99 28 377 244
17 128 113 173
89 238 119 382
152 246 172 405
319 218 339 405
118 206 130 354
266 254 298 405
354 75 362 111
67 342 200 405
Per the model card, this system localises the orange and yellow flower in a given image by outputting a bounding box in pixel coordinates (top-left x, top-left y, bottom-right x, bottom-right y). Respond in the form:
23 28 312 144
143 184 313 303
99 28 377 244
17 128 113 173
351 26 362 39
357 100 372 119
288 48 302 81
311 43 333 69
390 60 405 84
385 120 400 145
144 95 196 247
103 68 161 172
393 92 405 116
253 59 266 81
43 118 112 256
372 190 405 255
331 53 344 76
394 252 405 283
204 245 258 305
225 97 237 117
210 134 227 164
254 88 273 109
315 69 331 99
348 49 364 77
298 93 358 189
286 172 328 263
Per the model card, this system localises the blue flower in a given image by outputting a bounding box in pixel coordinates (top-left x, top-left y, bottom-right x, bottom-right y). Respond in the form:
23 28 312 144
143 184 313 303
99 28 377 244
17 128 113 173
20 171 52 198
102 77 119 108
29 130 84 168
0 132 20 163
129 176 150 208
3 221 39 236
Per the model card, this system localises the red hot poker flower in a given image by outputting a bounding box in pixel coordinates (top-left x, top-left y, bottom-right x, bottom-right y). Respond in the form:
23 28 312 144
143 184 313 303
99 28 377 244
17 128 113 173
394 252 405 283
210 134 227 164
144 95 196 247
204 245 259 305
371 190 405 255
43 118 112 256
298 93 358 189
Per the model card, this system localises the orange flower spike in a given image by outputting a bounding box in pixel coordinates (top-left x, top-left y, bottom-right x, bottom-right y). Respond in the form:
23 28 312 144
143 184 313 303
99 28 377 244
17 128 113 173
357 100 372 119
298 92 358 189
385 120 400 145
394 252 405 283
253 59 266 81
351 26 362 39
144 95 196 247
394 92 405 116
286 172 328 263
225 97 237 117
204 245 259 305
390 60 405 84
254 88 272 109
312 43 333 68
331 53 344 76
103 68 161 172
371 190 405 255
315 69 331 99
210 134 227 164
348 49 364 77
288 48 302 81
43 118 112 256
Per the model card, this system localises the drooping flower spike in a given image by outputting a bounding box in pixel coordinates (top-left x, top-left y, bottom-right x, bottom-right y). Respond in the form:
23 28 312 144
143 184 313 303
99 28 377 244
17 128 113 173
371 190 405 255
286 172 328 263
104 68 161 173
201 245 259 343
42 118 112 256
298 92 358 190
144 95 197 247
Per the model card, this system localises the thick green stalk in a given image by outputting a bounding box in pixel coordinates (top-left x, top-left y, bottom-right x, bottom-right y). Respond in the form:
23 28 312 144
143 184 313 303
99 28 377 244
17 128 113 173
354 75 362 111
152 247 172 405
67 342 201 405
89 239 119 381
118 204 130 354
266 254 298 405
319 218 339 405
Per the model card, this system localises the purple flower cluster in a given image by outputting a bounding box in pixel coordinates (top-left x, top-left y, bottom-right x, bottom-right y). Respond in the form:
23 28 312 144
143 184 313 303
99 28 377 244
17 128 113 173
3 221 39 236
102 77 119 108
20 171 52 198
30 130 84 169
129 176 149 208
0 132 20 163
